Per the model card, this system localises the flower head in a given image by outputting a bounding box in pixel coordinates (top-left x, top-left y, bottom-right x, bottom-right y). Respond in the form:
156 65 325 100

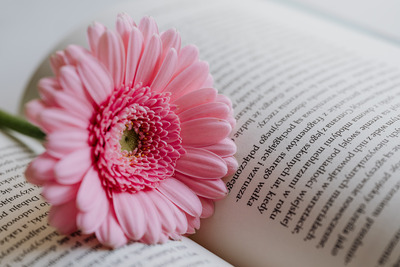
25 14 237 248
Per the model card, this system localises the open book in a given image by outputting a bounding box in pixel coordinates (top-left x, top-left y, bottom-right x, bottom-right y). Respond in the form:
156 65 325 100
2 0 400 266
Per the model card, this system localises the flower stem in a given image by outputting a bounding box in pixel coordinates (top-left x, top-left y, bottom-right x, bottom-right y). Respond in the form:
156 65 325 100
0 109 45 141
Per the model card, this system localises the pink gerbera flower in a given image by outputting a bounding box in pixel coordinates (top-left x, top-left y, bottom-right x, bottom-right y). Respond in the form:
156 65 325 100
25 14 237 248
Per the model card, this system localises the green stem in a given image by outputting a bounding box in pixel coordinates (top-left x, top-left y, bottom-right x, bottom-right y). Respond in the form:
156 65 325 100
0 109 45 141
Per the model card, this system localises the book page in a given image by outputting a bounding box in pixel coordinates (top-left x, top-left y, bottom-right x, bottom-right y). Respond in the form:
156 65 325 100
177 1 400 266
0 131 231 267
17 0 400 266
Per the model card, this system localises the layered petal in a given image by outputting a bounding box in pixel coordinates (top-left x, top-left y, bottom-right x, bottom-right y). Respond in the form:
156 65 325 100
39 108 88 133
124 27 144 86
173 87 217 113
113 192 146 240
135 191 162 244
87 22 107 56
224 156 239 176
48 201 78 234
58 65 92 105
25 152 57 185
64 45 91 66
164 61 209 101
148 190 176 233
176 174 227 199
177 101 230 122
138 16 159 45
50 51 68 76
38 77 61 106
201 138 237 157
180 118 231 147
76 196 109 234
76 54 113 106
151 48 178 92
76 166 108 212
186 215 200 234
201 74 214 88
54 147 92 184
25 100 47 127
42 182 79 205
97 30 125 89
157 178 202 217
96 209 128 248
116 13 136 49
174 44 199 76
175 148 228 179
160 29 181 61
199 197 214 218
134 34 161 86
52 91 93 120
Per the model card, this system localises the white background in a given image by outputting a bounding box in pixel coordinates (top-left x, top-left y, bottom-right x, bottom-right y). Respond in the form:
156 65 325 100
0 0 129 114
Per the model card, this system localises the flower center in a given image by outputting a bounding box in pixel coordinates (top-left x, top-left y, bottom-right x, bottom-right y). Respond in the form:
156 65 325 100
119 128 139 153
89 85 185 195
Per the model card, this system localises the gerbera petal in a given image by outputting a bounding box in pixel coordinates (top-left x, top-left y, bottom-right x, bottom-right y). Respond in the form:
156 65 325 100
25 100 47 127
164 61 209 101
134 34 161 86
173 87 217 113
221 100 235 131
54 147 92 185
52 90 93 119
96 208 128 248
151 48 178 92
174 44 199 76
186 215 200 234
116 12 136 50
113 191 146 240
138 16 159 45
64 45 91 66
180 118 231 147
169 232 182 241
124 27 144 86
153 191 187 235
42 182 79 205
224 156 239 176
38 77 60 106
199 197 214 218
97 30 125 89
76 196 109 234
87 21 106 56
136 191 162 244
172 205 188 235
201 138 237 157
178 102 230 122
157 178 202 217
175 147 228 179
160 29 181 60
76 166 107 212
158 233 169 243
148 190 176 233
77 54 113 106
40 108 88 132
227 112 236 129
201 74 214 88
25 152 57 185
176 175 227 199
58 66 92 105
48 201 78 234
216 94 233 107
46 129 88 158
50 51 68 76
